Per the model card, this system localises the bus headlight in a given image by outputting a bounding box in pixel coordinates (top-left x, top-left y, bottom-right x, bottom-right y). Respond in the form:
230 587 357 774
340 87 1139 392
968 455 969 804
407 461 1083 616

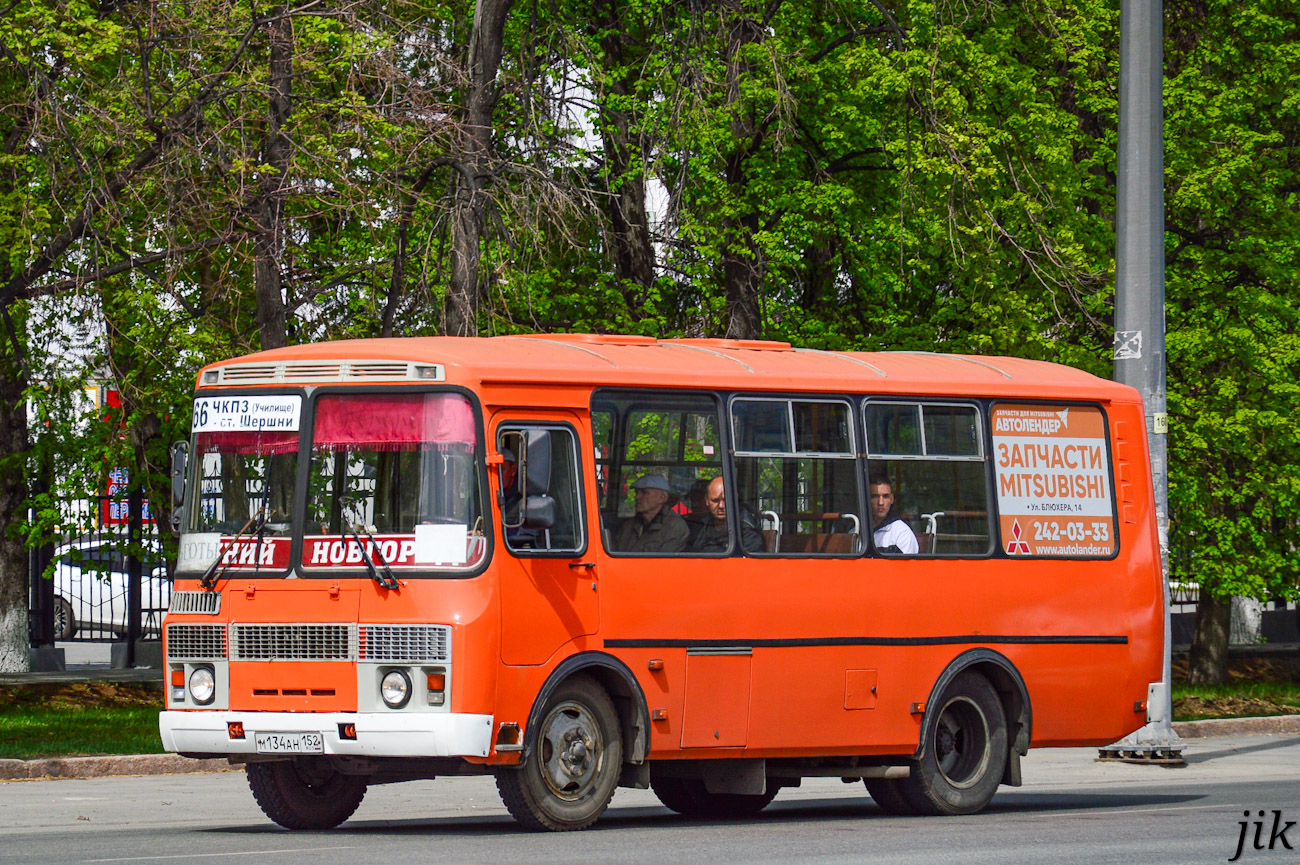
189 666 216 705
380 670 412 709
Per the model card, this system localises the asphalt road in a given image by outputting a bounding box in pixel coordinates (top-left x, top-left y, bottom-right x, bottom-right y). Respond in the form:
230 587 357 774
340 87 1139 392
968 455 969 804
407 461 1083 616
2 735 1297 865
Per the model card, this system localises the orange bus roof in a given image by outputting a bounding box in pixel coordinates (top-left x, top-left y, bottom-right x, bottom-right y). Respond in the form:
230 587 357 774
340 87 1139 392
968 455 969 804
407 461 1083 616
200 334 1137 403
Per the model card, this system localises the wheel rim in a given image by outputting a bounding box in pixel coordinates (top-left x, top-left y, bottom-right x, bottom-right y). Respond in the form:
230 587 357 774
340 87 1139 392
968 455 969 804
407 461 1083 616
537 698 605 801
289 758 349 800
933 695 991 789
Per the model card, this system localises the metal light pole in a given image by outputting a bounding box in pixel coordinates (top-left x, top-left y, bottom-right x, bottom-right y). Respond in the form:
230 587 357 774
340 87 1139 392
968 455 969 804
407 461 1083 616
1101 0 1184 764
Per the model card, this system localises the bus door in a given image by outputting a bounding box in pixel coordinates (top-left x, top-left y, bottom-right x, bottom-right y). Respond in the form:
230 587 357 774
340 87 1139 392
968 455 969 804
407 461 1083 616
492 414 598 665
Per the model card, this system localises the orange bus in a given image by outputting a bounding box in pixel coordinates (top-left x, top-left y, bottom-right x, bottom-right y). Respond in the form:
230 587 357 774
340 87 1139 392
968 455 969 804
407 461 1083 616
159 334 1164 831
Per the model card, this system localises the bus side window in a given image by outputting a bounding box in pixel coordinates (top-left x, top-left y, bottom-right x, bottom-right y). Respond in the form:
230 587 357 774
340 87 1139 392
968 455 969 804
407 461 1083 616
590 390 724 556
732 398 862 557
497 426 585 555
864 401 992 556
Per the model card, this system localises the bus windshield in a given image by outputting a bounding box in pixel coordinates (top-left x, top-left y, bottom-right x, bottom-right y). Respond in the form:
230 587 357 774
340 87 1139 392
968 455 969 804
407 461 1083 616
191 429 298 535
303 392 485 572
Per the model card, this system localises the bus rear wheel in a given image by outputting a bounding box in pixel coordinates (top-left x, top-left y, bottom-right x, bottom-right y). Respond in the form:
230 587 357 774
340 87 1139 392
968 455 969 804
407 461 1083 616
863 777 918 815
247 758 368 830
495 675 622 831
651 773 777 819
893 670 1008 815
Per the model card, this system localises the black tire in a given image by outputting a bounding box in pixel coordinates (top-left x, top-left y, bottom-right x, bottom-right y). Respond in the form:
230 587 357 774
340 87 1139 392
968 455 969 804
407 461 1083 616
495 675 622 831
863 777 918 815
247 758 368 830
651 772 778 819
895 671 1007 815
53 597 76 641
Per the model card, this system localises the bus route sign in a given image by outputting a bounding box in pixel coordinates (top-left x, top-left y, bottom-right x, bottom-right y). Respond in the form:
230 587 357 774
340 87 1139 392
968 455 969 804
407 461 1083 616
192 395 301 433
991 403 1117 557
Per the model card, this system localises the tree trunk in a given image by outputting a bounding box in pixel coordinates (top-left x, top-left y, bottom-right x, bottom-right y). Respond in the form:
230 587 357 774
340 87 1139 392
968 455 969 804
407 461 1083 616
1186 591 1231 686
446 0 515 338
255 9 292 351
0 344 29 672
720 1 766 340
595 4 656 296
602 115 656 295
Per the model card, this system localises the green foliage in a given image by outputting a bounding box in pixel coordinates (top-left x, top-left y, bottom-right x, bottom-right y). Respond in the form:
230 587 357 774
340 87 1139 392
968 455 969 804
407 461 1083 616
1163 0 1300 603
1 0 1298 616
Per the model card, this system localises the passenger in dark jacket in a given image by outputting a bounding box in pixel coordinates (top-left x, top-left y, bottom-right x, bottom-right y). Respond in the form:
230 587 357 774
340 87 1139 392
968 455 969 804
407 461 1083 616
690 476 764 553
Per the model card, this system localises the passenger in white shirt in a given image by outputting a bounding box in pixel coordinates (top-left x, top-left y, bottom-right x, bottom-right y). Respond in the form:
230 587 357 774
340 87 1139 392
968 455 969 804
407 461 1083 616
869 475 919 555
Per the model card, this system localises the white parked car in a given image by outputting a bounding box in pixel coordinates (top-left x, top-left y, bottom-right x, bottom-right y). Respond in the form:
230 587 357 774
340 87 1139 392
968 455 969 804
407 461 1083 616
50 535 170 640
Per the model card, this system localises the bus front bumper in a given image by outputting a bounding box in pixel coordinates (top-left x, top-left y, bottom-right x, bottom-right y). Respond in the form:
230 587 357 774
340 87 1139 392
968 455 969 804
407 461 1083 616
159 710 494 758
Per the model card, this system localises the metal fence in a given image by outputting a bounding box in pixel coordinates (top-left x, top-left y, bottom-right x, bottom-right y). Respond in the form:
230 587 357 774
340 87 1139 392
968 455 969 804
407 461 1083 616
28 492 166 659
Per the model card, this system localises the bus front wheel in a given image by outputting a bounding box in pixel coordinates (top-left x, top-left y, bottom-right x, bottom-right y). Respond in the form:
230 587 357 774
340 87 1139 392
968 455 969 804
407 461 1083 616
495 675 623 831
889 670 1008 816
246 758 368 830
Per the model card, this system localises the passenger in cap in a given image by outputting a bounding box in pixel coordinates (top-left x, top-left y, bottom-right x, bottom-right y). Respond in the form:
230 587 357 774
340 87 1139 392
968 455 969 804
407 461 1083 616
612 474 689 553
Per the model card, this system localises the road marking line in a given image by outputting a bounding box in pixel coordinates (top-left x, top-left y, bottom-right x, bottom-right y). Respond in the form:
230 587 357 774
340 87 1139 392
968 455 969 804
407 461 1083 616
85 847 356 863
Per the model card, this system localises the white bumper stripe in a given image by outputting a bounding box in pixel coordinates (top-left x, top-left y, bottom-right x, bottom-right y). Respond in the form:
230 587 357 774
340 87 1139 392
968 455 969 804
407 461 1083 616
159 711 494 758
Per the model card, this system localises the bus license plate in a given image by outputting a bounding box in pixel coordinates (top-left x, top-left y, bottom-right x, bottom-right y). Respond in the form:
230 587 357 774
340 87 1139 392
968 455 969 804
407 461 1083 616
255 732 324 754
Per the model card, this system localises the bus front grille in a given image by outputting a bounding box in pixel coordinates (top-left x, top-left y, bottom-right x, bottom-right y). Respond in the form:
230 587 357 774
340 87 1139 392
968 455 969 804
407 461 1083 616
359 624 452 663
231 623 356 661
165 624 228 661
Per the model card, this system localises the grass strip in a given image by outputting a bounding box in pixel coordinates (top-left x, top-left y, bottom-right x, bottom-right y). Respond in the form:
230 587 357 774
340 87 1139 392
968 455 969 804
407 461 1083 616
1172 679 1300 722
0 683 165 760
0 706 164 759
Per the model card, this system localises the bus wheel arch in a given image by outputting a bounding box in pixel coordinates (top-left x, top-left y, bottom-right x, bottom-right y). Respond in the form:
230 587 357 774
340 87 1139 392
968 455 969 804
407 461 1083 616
866 650 1031 816
524 651 651 769
495 672 624 830
494 652 650 831
916 648 1033 774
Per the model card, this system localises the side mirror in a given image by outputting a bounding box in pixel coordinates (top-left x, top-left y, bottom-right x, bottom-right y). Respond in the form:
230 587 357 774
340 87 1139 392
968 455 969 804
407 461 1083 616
523 429 552 496
498 428 553 532
170 441 189 505
521 494 556 530
169 441 189 534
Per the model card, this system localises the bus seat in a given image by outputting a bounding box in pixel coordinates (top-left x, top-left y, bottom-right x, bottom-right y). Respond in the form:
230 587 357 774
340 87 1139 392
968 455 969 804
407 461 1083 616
781 534 814 553
916 533 935 554
817 533 858 554
762 529 780 553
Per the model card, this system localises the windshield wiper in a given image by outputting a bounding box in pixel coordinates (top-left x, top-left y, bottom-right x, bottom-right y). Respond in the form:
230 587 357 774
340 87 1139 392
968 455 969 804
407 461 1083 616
199 509 263 591
343 523 400 591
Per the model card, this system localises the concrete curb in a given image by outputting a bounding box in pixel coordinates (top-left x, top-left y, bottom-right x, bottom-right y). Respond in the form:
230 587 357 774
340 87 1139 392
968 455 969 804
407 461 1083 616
0 754 240 782
1172 713 1300 739
2 715 1297 781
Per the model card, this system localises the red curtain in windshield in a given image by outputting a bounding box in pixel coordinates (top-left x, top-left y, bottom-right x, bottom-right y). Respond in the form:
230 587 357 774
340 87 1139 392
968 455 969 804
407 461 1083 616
313 392 475 451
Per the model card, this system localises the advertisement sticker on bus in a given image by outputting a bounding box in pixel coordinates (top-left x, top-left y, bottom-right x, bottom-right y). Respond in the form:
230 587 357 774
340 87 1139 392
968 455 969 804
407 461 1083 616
192 395 301 432
991 403 1116 557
